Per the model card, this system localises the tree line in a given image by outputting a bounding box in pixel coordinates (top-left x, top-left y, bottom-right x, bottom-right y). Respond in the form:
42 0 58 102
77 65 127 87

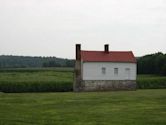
137 52 166 75
0 55 74 68
0 53 166 75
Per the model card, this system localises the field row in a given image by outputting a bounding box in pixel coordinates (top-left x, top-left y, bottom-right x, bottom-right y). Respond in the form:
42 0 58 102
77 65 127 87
0 69 73 92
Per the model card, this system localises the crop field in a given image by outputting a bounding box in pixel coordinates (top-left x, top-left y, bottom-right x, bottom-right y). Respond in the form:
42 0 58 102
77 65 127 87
0 68 73 92
0 89 166 125
0 68 166 92
137 74 166 89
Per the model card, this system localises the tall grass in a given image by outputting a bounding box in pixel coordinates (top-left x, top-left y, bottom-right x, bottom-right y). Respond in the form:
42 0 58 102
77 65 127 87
0 68 166 92
0 68 73 92
137 75 166 89
0 81 73 93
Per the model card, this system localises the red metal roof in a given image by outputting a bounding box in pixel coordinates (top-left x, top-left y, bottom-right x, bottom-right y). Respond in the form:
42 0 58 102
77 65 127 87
81 51 136 63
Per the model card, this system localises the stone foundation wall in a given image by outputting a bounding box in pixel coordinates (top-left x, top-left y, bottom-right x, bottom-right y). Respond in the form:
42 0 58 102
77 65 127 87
78 80 137 91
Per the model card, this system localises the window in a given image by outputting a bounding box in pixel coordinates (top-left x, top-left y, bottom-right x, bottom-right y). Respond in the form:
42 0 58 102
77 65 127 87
114 68 118 75
102 67 106 74
125 68 130 72
125 68 130 79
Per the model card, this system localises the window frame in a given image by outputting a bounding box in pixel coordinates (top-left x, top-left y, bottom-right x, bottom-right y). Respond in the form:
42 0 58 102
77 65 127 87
114 68 118 75
125 68 130 79
101 67 106 75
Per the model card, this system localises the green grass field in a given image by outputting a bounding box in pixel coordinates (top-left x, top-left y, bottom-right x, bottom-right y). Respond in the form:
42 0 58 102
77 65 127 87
0 89 166 125
0 68 73 83
0 68 166 124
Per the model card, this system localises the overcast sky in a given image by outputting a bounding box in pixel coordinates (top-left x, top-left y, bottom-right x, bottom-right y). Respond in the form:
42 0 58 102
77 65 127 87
0 0 166 59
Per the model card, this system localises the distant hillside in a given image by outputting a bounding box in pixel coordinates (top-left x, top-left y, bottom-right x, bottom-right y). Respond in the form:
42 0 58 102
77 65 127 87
0 55 74 68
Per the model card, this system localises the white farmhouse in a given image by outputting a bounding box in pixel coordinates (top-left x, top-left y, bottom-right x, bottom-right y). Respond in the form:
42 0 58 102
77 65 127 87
74 44 137 91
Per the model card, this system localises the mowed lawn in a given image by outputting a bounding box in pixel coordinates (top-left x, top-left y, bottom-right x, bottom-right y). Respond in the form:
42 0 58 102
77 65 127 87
0 89 166 125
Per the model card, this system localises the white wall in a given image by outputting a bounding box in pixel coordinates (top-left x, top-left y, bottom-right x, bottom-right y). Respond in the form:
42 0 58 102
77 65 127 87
82 62 136 80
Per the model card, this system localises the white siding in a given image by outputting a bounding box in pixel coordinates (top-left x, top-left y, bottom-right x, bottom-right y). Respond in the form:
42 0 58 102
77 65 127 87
82 62 136 80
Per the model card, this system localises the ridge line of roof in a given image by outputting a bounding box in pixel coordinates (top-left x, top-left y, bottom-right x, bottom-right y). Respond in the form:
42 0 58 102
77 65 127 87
81 50 133 53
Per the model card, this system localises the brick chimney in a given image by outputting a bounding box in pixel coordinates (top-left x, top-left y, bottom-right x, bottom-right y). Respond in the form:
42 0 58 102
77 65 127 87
76 44 81 61
104 44 109 53
74 44 81 92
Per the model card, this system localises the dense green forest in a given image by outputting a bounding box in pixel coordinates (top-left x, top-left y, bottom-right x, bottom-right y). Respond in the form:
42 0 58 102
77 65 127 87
0 55 74 68
137 52 166 75
0 52 166 75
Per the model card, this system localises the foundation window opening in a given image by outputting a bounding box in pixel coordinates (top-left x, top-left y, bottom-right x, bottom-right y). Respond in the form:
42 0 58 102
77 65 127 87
102 67 106 74
114 68 118 75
